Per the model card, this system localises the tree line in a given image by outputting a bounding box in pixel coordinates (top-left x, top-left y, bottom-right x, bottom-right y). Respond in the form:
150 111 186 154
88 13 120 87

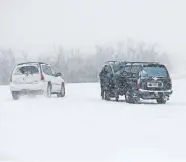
0 41 172 84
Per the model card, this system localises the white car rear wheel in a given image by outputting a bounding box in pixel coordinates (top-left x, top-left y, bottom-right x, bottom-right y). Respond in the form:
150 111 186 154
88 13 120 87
47 85 52 98
12 91 20 100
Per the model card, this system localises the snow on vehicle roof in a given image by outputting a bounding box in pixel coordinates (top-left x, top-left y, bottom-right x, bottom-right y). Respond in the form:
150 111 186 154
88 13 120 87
17 62 48 66
125 62 160 66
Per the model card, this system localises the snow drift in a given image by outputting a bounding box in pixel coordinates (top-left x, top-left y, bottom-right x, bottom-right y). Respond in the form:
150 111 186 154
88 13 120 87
0 79 186 161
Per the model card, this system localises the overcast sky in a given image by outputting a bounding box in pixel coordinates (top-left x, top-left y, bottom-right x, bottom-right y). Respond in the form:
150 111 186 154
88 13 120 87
0 0 186 59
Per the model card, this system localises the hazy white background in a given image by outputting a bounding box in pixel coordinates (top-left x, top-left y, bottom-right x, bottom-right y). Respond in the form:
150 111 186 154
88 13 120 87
1 1 186 161
0 0 186 68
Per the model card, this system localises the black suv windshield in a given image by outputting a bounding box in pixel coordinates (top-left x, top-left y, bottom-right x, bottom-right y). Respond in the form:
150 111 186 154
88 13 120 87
141 66 168 77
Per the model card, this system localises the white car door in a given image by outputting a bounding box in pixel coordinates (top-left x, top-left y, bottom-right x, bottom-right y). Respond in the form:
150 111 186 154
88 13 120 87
51 68 62 92
41 65 58 92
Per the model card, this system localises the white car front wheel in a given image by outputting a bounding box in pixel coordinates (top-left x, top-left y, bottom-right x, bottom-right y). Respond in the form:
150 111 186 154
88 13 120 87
57 83 65 97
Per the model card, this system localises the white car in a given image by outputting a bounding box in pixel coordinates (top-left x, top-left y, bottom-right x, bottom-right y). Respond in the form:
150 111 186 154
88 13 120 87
10 62 65 100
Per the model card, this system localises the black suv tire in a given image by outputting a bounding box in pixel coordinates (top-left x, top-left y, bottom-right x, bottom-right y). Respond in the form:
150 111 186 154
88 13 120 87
157 98 166 104
105 90 110 101
114 91 119 101
125 90 140 104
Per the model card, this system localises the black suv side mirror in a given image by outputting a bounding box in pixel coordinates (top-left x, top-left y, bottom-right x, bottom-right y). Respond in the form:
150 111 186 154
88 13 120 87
55 72 62 77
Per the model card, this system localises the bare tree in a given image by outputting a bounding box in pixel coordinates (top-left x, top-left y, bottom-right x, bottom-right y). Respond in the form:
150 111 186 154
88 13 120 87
0 49 16 84
22 51 28 62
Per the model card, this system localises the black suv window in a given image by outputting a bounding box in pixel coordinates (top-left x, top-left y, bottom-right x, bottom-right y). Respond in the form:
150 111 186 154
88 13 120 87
141 65 168 77
124 66 131 73
15 66 39 75
113 63 120 72
131 66 141 74
113 62 126 73
104 65 112 73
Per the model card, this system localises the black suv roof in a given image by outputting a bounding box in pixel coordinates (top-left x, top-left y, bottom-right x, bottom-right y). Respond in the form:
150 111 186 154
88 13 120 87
105 61 159 65
104 61 160 68
104 61 117 65
122 61 159 65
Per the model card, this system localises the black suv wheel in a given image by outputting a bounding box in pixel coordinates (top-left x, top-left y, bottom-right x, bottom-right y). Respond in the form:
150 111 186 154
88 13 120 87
105 90 111 101
157 98 166 104
125 90 140 104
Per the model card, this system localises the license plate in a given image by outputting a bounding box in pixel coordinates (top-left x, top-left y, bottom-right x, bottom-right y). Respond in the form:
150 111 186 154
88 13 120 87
147 82 163 88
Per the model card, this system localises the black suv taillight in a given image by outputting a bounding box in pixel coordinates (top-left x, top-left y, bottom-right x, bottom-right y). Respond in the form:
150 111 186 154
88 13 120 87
137 79 141 89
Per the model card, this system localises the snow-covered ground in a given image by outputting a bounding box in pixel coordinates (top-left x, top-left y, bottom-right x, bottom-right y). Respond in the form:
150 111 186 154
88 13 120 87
0 79 186 161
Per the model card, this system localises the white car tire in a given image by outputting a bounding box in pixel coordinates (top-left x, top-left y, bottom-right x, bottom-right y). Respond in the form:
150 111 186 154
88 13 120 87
12 91 20 100
46 84 52 98
57 83 65 97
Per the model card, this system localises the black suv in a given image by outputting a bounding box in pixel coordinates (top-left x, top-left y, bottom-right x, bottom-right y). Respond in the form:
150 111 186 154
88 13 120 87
99 61 173 104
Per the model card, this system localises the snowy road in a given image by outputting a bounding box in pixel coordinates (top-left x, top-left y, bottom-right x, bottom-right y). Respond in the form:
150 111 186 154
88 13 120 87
0 79 186 161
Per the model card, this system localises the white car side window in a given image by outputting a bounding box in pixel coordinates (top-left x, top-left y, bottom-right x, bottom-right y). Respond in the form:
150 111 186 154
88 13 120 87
51 68 55 76
42 65 53 76
14 67 25 75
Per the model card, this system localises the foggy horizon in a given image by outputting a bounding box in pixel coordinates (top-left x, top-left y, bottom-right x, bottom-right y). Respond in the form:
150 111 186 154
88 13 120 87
1 1 186 161
0 0 186 60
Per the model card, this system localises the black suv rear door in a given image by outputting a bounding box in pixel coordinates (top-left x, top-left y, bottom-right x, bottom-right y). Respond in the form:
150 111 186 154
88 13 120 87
139 64 171 90
126 65 141 89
